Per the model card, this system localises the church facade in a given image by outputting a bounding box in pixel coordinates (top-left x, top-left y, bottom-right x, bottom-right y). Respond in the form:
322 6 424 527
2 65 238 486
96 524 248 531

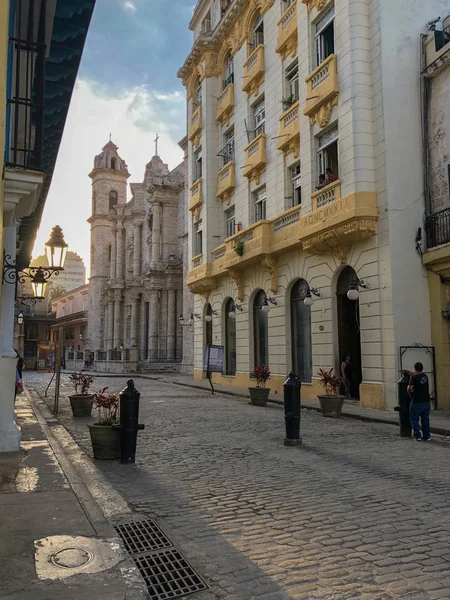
87 139 193 372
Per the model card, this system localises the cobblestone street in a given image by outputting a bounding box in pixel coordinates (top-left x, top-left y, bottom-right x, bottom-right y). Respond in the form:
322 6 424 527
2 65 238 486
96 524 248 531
26 372 450 600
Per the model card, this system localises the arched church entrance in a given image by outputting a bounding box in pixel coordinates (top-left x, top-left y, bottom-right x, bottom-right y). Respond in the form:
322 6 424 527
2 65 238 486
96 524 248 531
336 266 362 399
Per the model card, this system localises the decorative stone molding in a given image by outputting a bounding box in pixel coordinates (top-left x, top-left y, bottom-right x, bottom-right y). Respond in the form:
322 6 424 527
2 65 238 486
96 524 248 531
188 277 217 295
228 269 244 301
302 219 377 263
308 96 338 128
261 256 277 293
301 0 327 13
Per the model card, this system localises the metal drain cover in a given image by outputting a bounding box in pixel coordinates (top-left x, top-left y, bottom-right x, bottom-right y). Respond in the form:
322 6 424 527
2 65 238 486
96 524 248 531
51 547 93 569
115 520 172 554
134 547 208 600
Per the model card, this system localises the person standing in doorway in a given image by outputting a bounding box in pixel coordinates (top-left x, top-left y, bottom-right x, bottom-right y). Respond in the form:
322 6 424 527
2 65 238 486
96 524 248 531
341 355 353 399
408 362 431 441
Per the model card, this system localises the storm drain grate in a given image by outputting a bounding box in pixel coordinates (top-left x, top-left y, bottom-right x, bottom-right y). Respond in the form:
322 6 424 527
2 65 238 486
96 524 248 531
134 547 208 600
114 520 172 554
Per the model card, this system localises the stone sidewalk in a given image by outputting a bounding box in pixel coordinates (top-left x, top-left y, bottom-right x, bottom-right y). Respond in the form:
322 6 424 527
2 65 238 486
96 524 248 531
0 390 148 600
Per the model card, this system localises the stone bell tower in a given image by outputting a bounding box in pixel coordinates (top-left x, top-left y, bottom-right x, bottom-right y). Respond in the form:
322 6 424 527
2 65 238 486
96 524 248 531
87 139 130 351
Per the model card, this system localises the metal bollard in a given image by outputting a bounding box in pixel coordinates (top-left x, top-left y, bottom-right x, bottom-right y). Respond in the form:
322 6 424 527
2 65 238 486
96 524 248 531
112 379 145 464
394 372 412 437
283 373 302 446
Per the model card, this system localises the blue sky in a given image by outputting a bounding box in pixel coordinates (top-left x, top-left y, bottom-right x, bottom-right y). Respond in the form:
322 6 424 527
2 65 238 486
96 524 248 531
33 0 195 273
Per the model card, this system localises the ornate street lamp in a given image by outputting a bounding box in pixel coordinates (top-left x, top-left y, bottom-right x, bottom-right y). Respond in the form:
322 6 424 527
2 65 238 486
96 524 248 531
17 311 24 325
347 278 368 301
304 287 321 307
45 225 68 270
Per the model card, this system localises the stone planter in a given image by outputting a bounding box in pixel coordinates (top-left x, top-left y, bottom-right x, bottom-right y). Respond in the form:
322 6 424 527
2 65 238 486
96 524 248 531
69 394 94 417
318 394 345 418
88 424 120 460
249 387 270 406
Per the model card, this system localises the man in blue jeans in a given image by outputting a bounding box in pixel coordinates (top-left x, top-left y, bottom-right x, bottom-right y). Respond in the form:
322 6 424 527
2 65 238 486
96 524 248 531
407 362 431 441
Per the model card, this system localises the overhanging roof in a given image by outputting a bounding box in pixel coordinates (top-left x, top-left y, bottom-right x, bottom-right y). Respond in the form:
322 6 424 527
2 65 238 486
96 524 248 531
17 0 96 270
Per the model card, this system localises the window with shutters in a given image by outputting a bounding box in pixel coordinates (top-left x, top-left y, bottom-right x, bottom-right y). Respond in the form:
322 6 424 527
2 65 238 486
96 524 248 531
253 187 266 222
315 7 335 67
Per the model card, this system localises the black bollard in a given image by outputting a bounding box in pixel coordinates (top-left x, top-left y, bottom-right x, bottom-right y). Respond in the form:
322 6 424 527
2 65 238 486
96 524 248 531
112 379 145 464
283 373 302 446
394 372 412 437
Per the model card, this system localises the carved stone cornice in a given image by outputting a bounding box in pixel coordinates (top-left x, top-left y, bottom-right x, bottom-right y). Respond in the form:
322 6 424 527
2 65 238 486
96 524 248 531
302 219 377 263
261 256 277 293
308 96 338 128
301 0 327 13
228 269 244 301
188 276 217 295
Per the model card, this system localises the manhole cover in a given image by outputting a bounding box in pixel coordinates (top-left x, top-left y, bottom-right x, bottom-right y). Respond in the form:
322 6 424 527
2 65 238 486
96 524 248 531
134 548 208 600
115 520 172 555
51 547 93 569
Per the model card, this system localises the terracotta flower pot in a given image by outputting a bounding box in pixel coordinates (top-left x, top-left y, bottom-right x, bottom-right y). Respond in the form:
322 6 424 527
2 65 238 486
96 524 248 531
69 394 94 417
88 424 120 460
249 387 270 406
318 394 345 418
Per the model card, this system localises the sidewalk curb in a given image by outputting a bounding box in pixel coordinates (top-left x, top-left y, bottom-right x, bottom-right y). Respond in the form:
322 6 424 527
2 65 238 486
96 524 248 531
171 380 450 437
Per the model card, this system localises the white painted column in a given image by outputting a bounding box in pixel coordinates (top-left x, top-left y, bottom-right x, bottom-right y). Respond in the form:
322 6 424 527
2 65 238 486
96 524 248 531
131 296 138 348
0 224 21 452
148 289 159 360
167 289 176 360
151 203 161 264
133 223 141 276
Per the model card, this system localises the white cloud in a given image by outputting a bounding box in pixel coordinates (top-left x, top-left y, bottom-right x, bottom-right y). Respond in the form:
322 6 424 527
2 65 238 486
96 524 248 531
32 79 185 277
124 1 136 11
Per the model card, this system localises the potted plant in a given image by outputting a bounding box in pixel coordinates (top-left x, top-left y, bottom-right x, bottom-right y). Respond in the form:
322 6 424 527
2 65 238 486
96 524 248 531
234 240 244 256
249 365 271 406
317 368 345 418
281 95 296 110
88 387 120 460
68 372 94 417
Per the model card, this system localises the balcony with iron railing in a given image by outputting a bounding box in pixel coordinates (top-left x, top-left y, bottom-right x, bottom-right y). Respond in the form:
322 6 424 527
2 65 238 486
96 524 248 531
242 45 265 97
424 20 450 75
276 0 298 60
277 101 300 158
216 83 234 126
305 54 339 128
426 208 450 249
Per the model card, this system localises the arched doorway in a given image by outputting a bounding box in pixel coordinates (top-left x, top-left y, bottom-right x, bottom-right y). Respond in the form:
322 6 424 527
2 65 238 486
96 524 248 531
291 279 312 382
253 290 269 367
224 299 236 375
336 266 362 399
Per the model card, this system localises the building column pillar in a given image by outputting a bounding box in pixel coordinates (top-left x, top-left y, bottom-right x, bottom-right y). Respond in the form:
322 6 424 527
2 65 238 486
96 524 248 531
140 299 147 361
131 296 138 348
151 202 161 264
0 223 21 452
113 295 122 348
167 289 176 360
110 228 117 279
148 289 159 361
116 224 123 279
133 223 141 277
107 298 114 350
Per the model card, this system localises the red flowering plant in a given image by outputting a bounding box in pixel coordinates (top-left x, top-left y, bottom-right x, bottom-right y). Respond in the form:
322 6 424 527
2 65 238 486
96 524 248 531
252 365 271 388
317 368 342 396
93 387 119 426
69 372 94 395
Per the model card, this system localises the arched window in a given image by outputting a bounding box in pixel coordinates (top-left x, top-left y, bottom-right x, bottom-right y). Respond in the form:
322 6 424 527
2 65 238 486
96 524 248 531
205 303 213 346
252 12 264 50
109 190 118 210
111 157 117 170
291 279 312 382
253 290 269 368
224 53 234 88
225 299 236 375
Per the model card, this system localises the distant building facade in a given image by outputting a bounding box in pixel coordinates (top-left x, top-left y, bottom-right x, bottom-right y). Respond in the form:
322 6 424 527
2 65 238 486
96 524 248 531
87 139 193 372
32 251 86 293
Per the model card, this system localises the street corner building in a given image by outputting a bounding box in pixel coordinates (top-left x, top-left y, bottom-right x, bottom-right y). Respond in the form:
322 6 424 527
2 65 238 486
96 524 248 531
0 0 96 452
86 139 194 373
178 0 450 409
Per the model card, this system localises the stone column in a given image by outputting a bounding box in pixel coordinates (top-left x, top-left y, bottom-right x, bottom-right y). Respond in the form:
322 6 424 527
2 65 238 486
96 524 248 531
151 202 161 264
143 216 151 270
107 298 114 350
133 223 141 277
113 297 121 348
140 300 147 360
110 230 116 279
167 289 176 361
116 224 123 279
148 289 159 361
131 296 139 348
0 223 21 451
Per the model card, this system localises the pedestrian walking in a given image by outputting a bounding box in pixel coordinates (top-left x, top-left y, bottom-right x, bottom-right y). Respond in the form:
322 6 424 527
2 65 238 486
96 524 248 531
341 355 353 399
17 353 23 379
408 362 431 441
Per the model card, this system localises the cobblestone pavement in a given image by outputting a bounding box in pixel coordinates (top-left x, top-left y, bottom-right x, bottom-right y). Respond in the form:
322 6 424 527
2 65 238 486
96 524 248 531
26 372 450 600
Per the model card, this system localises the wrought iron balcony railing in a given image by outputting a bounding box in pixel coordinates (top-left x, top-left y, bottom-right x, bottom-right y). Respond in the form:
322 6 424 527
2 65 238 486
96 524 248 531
426 207 450 249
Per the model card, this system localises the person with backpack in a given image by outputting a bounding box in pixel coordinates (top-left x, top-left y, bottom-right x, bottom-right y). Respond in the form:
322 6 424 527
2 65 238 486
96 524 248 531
407 362 431 441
